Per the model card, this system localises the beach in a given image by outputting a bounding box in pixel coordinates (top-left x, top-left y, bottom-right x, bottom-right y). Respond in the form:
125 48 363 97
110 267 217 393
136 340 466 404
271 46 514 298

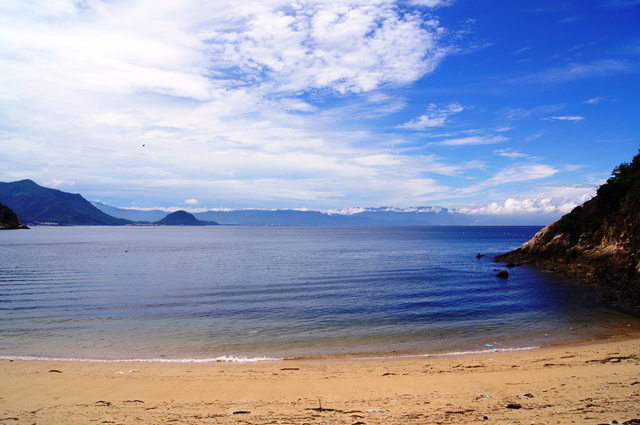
2 336 639 424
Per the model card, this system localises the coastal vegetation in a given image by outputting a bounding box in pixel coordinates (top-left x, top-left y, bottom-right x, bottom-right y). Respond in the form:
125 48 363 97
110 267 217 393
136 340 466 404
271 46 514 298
498 149 640 312
555 149 640 242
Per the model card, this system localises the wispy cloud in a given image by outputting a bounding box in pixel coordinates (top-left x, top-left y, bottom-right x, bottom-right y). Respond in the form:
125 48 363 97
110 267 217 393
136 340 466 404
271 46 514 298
543 116 585 123
502 104 565 120
399 103 464 130
428 135 508 147
512 47 531 54
605 0 640 8
486 163 559 185
584 97 606 105
508 59 630 84
493 149 532 160
523 131 546 142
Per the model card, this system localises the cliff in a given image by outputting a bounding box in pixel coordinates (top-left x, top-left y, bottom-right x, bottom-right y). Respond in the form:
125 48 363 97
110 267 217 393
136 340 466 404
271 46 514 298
0 203 28 229
497 149 640 312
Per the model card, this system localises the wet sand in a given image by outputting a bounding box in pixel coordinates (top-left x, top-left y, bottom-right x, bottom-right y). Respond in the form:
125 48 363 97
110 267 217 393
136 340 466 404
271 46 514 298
2 336 640 424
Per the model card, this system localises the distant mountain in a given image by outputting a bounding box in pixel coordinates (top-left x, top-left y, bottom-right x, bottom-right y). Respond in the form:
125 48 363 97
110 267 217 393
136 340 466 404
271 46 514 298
0 180 130 225
155 210 215 226
93 203 555 227
92 203 438 225
92 202 168 222
192 209 388 226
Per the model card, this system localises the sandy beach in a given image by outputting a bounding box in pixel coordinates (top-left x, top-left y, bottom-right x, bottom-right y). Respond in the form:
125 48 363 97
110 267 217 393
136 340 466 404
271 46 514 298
2 336 640 424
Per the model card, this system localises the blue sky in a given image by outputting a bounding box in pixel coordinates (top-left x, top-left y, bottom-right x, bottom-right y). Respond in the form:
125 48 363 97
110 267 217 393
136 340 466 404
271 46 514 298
1 0 639 221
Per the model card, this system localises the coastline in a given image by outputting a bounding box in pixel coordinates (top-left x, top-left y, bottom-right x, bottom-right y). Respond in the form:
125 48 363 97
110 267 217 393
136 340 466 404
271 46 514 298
3 334 640 424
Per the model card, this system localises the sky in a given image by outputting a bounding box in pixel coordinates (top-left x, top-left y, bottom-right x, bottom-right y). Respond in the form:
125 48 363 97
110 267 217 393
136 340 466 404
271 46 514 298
1 0 639 221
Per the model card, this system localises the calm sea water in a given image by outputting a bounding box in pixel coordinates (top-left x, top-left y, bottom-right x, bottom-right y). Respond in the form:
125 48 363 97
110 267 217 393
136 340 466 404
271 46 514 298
1 226 639 362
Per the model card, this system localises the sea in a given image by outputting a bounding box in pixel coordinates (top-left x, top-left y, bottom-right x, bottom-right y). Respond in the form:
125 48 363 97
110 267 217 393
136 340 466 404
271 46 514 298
1 226 639 363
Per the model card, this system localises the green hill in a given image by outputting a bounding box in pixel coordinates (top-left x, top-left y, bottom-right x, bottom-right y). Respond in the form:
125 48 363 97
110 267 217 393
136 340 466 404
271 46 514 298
497 148 640 312
0 179 130 225
0 203 28 229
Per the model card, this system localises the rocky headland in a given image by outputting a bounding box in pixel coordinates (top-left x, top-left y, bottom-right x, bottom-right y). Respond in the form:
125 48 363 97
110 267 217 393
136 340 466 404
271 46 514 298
497 149 640 312
0 203 28 229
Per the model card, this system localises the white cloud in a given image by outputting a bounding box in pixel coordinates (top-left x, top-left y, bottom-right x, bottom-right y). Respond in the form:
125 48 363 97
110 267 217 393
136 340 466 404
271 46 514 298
428 135 508 147
0 0 610 216
0 0 461 209
202 2 451 95
544 116 585 123
457 197 582 216
399 102 464 130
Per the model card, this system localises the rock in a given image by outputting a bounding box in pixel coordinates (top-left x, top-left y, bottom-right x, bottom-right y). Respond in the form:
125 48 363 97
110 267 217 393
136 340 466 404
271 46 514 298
496 270 509 278
476 253 486 258
506 403 521 409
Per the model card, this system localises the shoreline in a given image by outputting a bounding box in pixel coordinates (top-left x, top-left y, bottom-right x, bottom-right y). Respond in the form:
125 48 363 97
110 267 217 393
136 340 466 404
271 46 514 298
3 334 640 424
3 327 639 365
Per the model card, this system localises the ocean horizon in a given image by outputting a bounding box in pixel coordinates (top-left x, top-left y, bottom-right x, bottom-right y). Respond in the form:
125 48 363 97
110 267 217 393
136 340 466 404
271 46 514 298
2 226 639 362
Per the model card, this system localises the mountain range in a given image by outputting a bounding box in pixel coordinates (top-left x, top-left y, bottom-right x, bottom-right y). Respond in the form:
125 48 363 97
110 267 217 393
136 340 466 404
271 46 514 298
1 178 553 226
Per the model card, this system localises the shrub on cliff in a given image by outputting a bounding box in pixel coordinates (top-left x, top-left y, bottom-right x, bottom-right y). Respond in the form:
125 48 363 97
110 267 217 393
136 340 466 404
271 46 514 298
556 148 640 241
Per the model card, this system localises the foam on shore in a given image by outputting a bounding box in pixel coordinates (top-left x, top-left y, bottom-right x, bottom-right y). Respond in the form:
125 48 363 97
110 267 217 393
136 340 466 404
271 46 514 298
0 355 282 363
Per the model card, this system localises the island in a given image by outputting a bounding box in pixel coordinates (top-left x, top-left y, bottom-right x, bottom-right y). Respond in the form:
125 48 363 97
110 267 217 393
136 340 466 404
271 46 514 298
154 210 217 226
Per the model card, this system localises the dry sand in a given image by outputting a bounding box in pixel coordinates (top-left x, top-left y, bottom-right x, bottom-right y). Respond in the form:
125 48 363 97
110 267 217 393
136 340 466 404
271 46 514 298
2 336 640 424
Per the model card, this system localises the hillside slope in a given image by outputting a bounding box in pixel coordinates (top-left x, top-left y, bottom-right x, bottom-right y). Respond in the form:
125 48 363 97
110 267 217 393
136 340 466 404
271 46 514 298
497 149 640 312
0 180 130 225
0 203 28 229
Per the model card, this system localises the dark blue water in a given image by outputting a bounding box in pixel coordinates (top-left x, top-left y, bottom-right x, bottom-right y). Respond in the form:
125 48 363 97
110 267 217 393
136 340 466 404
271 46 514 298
1 226 638 362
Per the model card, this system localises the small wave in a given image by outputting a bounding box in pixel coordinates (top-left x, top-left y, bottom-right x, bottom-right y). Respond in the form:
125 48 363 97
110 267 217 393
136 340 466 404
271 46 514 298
438 346 539 356
0 355 282 363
